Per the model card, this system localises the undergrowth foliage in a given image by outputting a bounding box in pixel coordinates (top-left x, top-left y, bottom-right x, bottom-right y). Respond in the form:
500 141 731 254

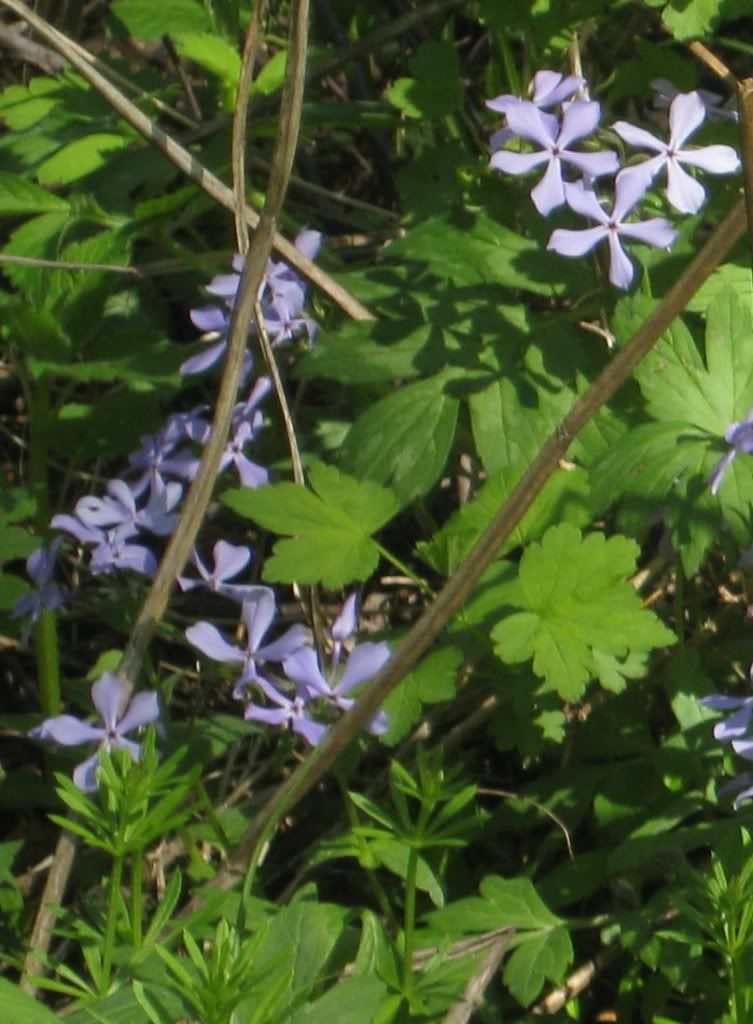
3 0 753 1022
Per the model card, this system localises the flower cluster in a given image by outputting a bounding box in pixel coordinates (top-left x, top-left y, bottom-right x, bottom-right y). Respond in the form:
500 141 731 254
488 71 740 289
701 675 753 808
27 227 389 790
186 589 390 747
181 229 322 377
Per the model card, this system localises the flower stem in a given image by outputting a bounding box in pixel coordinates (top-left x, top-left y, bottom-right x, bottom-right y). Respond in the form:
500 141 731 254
402 846 419 998
375 541 435 598
131 852 143 948
101 853 124 995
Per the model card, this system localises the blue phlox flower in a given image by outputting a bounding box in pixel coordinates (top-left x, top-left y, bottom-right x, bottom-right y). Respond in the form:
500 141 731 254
613 90 740 214
29 672 161 791
185 585 309 697
486 69 586 150
547 174 677 289
178 540 258 601
651 78 738 124
490 99 619 215
12 537 65 638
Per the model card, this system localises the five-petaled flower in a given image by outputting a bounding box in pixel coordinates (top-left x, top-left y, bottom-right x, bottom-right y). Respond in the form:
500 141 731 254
547 175 677 289
30 672 160 791
490 99 619 215
613 90 740 214
12 537 65 640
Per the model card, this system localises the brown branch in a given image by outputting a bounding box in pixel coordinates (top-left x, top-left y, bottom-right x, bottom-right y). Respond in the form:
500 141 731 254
442 930 513 1024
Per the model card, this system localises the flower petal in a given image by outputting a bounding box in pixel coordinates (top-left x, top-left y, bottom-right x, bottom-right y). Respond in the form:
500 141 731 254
92 672 127 731
73 752 101 792
557 100 601 150
606 232 635 290
547 225 607 258
283 646 330 698
618 218 678 249
675 144 740 174
180 340 227 376
669 91 706 149
31 715 105 746
664 159 706 214
332 594 359 642
709 449 737 495
294 229 323 262
212 541 252 583
504 101 557 148
336 642 392 695
186 621 245 663
562 149 620 179
612 163 661 220
563 181 608 222
242 587 277 652
117 691 161 735
257 623 311 662
612 121 666 153
489 150 550 176
530 157 565 215
190 305 228 333
532 70 584 107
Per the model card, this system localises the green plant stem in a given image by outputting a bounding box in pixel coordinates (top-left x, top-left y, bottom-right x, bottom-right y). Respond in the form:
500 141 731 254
101 853 124 995
338 773 398 930
730 950 747 1024
375 541 435 597
29 374 61 716
131 852 143 948
402 846 419 998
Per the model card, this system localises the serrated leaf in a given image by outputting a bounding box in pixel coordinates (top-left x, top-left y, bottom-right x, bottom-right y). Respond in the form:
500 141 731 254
503 925 573 1005
287 975 386 1024
0 172 68 215
341 373 458 505
492 524 675 700
417 463 590 575
176 33 241 107
663 0 746 39
37 133 132 185
223 461 399 587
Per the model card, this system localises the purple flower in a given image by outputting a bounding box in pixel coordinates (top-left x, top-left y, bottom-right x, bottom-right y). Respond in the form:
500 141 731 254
244 676 327 746
185 585 309 696
282 642 390 735
709 409 753 496
700 692 753 741
29 672 160 791
51 514 158 578
613 91 740 214
76 478 182 538
181 231 322 377
547 175 678 289
486 70 586 150
178 540 257 601
12 537 65 638
128 416 206 495
490 100 619 215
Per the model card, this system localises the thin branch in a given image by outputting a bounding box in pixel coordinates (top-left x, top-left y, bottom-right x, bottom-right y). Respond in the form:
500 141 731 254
442 931 513 1024
477 787 574 861
0 0 373 322
231 0 265 254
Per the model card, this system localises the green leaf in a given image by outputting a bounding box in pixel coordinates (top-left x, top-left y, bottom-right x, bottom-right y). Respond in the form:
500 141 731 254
0 977 61 1023
386 211 586 296
287 976 387 1024
384 41 462 120
492 524 675 700
176 33 241 107
110 0 212 38
503 925 573 1005
0 525 38 562
417 463 590 575
0 172 68 215
340 373 459 505
381 647 463 744
662 0 747 39
37 133 132 185
223 461 399 588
